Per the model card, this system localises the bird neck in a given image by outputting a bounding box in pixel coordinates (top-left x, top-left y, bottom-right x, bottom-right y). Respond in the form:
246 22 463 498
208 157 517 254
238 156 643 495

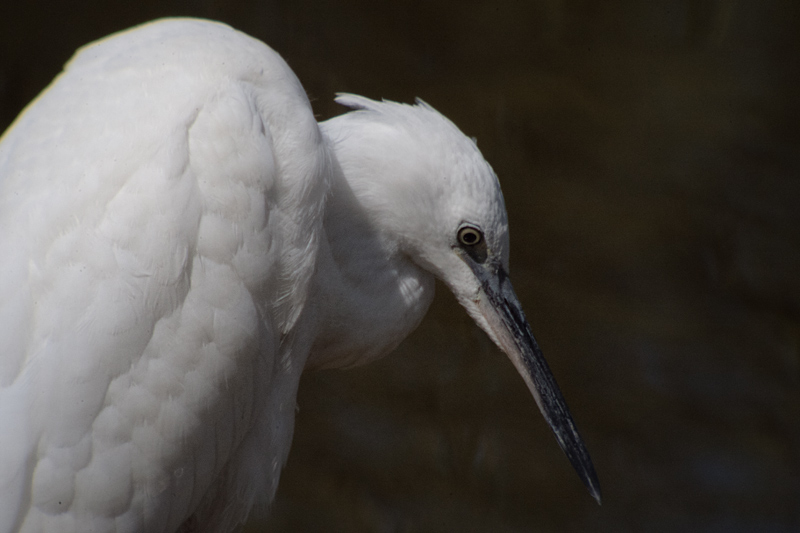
304 136 435 369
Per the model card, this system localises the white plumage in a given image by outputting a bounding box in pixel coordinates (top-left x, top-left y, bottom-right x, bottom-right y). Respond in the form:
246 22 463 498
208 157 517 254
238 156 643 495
0 18 599 533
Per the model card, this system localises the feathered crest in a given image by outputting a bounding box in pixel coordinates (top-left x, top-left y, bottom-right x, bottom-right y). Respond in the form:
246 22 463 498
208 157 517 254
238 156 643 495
334 93 479 149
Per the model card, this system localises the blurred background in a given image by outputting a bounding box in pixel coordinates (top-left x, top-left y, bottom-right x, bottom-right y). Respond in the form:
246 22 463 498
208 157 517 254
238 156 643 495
1 1 798 531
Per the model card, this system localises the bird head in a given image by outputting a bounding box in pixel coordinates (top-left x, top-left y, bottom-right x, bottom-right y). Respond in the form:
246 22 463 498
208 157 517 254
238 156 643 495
324 95 600 503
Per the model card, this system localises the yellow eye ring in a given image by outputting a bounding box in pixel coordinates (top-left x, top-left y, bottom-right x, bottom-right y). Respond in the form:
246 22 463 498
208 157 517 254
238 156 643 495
457 225 483 247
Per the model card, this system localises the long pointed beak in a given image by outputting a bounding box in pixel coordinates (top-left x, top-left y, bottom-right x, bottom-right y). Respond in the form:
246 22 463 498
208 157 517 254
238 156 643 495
471 262 601 504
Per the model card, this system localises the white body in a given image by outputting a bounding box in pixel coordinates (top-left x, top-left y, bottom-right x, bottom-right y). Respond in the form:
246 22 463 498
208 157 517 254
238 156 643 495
0 19 438 533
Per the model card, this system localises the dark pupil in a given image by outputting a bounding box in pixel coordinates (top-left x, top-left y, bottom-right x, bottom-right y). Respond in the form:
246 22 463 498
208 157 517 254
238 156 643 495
462 231 478 244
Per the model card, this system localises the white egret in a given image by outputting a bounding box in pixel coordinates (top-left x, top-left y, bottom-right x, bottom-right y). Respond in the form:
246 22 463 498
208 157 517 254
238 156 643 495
0 18 600 533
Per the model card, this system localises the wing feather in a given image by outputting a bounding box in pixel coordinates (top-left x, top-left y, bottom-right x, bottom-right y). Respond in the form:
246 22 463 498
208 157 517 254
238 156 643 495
0 19 329 533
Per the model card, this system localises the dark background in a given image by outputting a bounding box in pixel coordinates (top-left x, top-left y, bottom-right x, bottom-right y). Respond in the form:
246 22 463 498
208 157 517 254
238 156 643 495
1 1 798 531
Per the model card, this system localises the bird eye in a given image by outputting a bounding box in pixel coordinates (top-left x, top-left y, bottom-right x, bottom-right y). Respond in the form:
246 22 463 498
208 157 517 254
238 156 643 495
457 225 483 247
